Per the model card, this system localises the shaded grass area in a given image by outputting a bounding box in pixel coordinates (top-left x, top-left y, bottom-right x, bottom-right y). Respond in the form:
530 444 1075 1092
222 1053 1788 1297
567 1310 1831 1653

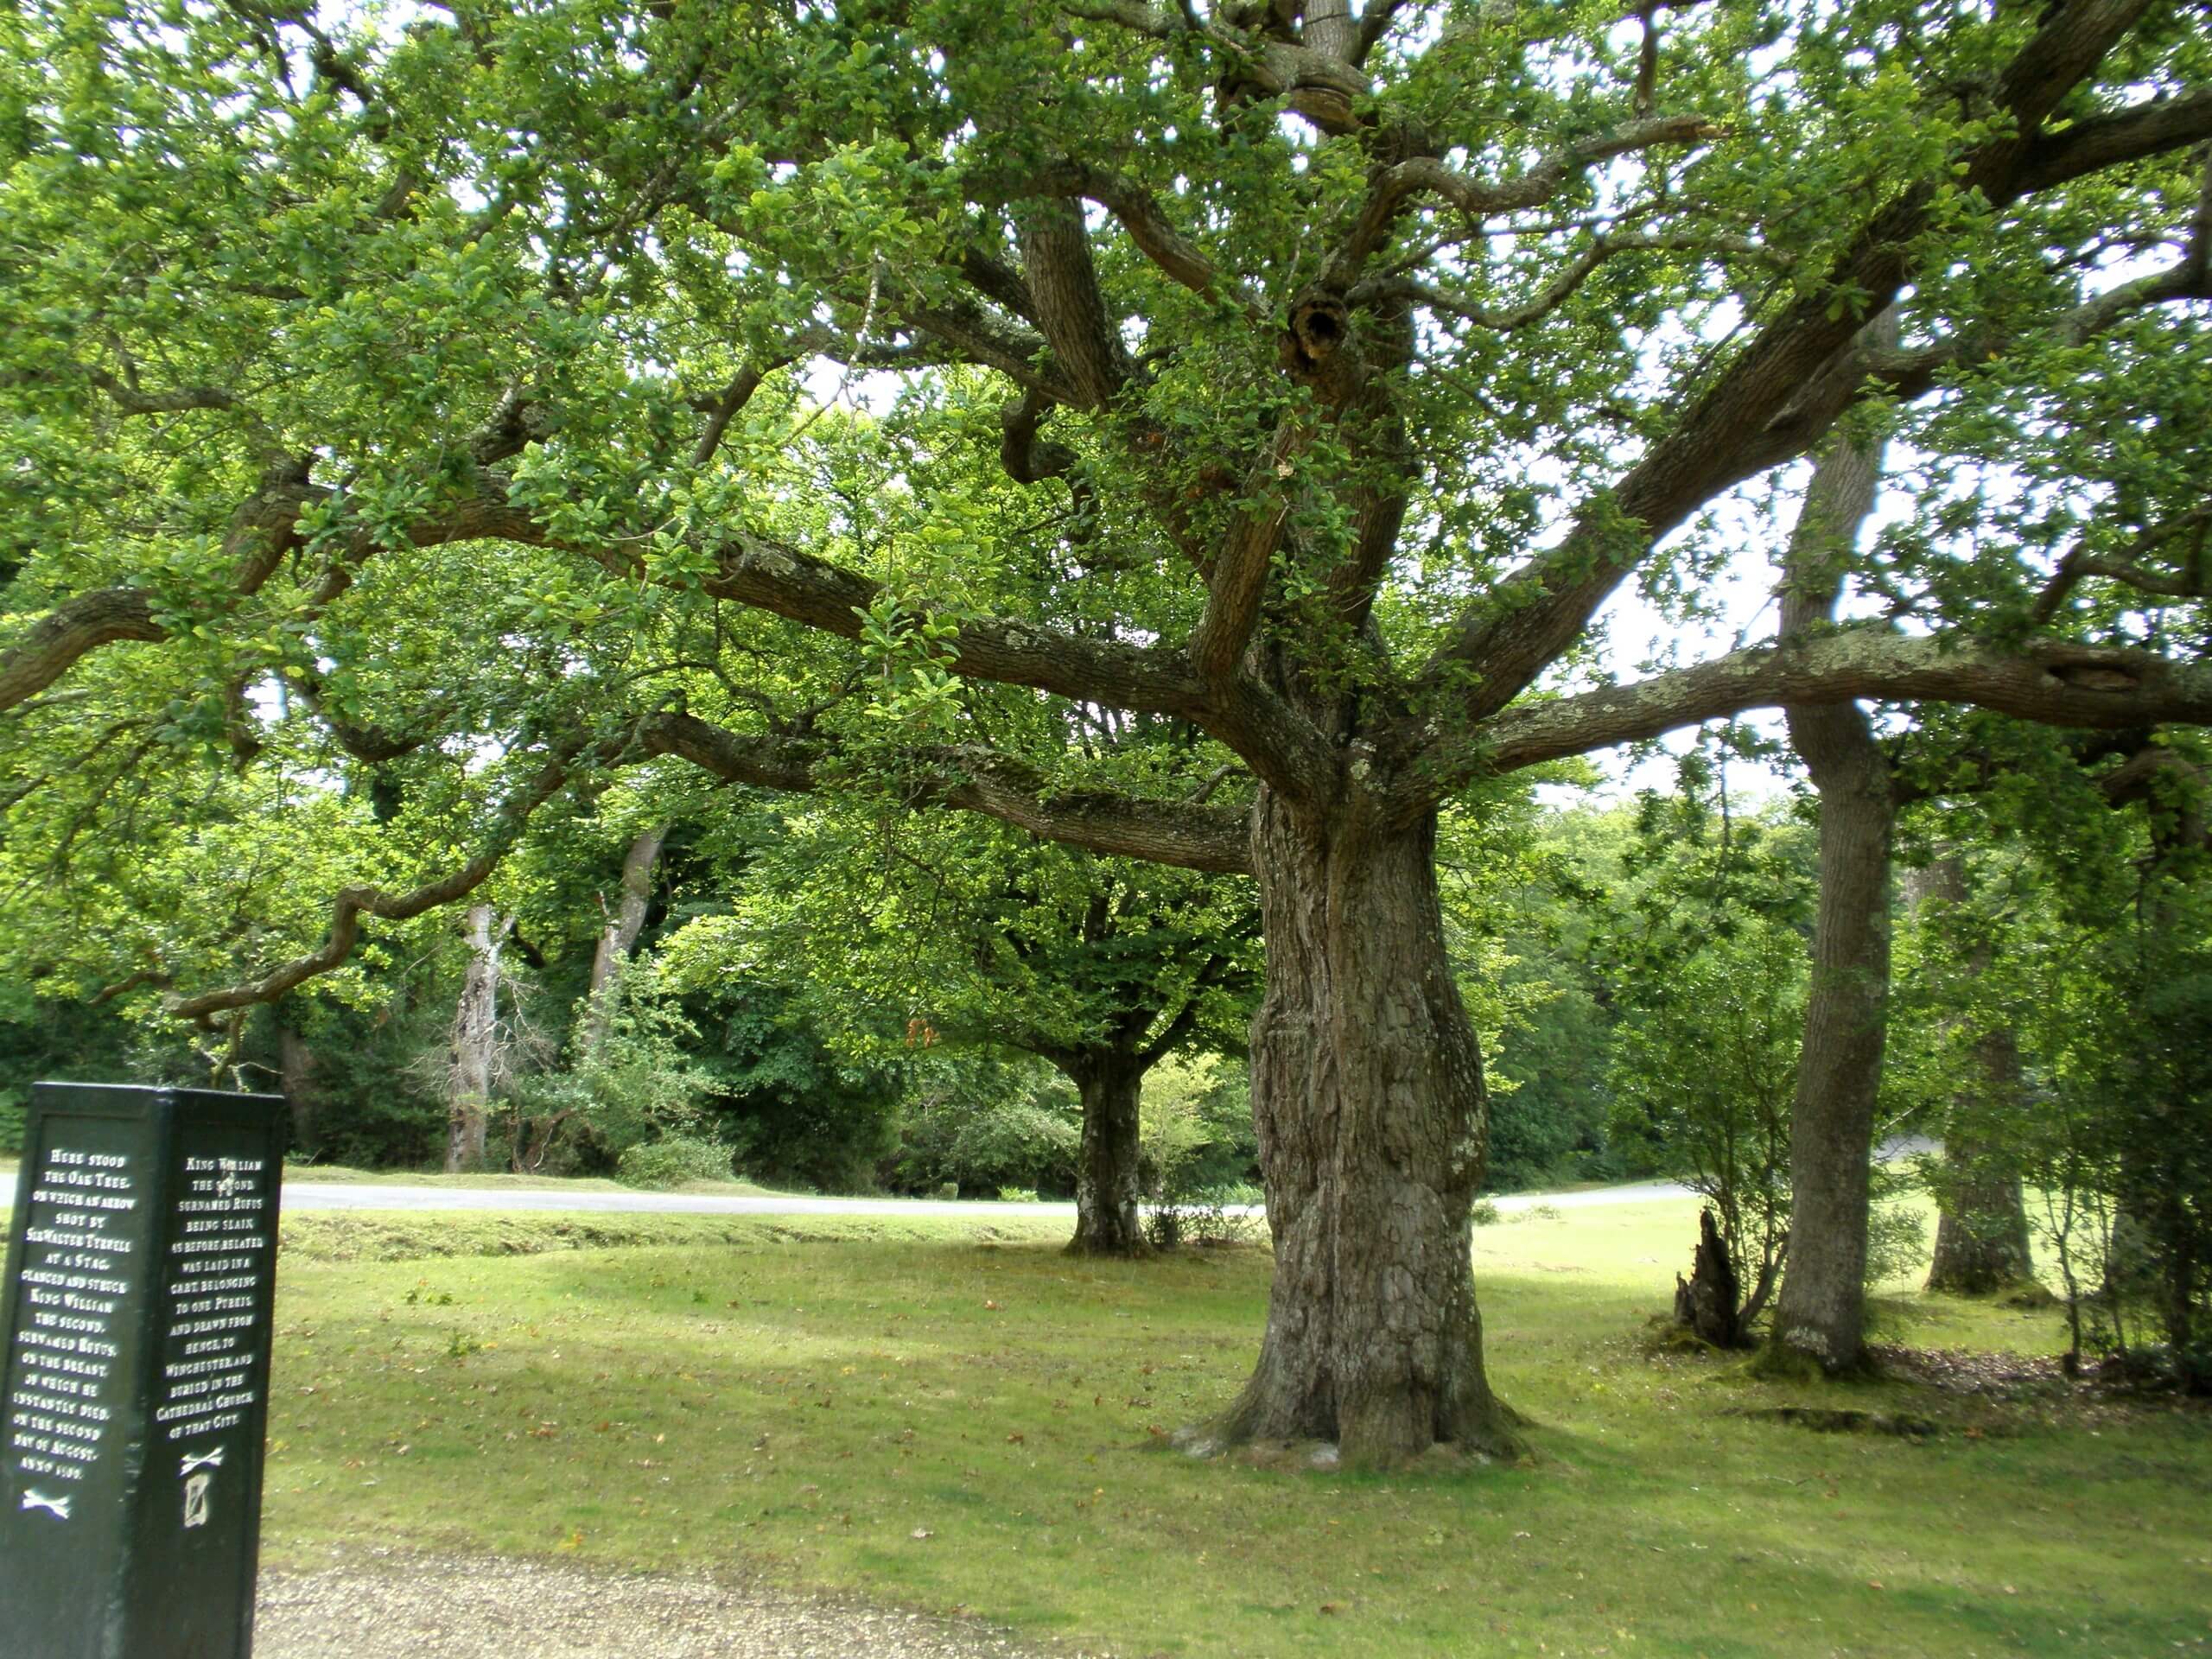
257 1198 2212 1658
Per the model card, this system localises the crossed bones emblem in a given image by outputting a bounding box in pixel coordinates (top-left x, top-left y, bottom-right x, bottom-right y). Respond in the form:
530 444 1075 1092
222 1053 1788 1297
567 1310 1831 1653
16 1447 228 1521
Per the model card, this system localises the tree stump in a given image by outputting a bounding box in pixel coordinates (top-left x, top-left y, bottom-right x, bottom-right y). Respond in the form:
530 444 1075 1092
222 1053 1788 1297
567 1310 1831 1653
1675 1207 1744 1347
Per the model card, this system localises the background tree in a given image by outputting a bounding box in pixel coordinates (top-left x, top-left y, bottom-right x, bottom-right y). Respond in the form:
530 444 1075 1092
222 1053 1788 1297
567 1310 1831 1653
580 823 671 1063
690 800 1259 1252
1903 852 2039 1297
442 901 512 1170
1134 1051 1261 1224
1602 758 1815 1344
1470 803 1630 1194
2006 745 2212 1385
1766 391 1901 1374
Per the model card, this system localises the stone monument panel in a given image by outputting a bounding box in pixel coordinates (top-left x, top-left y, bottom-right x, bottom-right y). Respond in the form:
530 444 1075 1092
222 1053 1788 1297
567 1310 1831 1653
1 1083 286 1659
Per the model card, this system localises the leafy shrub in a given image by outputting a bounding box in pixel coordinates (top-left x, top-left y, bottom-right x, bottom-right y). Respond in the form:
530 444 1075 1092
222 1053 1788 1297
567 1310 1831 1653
1140 1054 1257 1198
574 979 711 1144
1140 1058 1263 1249
684 987 902 1192
1146 1184 1262 1249
1865 1167 1929 1285
1471 1198 1501 1226
616 1134 735 1189
996 1186 1039 1203
281 993 452 1168
1607 916 1803 1327
889 1055 1079 1196
486 972 714 1177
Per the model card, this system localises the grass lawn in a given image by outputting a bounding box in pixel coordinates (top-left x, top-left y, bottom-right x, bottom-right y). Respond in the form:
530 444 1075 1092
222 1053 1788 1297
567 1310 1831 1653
249 1198 2212 1658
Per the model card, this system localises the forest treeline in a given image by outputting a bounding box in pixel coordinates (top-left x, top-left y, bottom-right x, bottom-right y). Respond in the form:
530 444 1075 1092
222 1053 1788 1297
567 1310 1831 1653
6 731 2206 1389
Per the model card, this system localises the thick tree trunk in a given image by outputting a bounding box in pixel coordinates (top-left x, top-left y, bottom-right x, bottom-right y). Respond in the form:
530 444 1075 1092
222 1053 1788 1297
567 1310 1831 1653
1768 733 1893 1373
1065 1058 1149 1256
1927 1133 2036 1294
581 823 667 1062
446 903 503 1173
1209 791 1520 1466
1770 413 1893 1375
1910 858 2036 1295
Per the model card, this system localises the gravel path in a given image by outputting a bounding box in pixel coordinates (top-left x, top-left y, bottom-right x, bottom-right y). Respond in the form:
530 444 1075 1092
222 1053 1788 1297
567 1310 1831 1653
256 1553 1090 1659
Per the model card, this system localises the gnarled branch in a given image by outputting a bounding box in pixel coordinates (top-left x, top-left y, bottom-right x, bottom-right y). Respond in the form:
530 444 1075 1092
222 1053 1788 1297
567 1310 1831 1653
1327 114 1721 288
639 710 1254 874
2031 505 2212 626
164 733 599 1022
1414 0 2181 728
1355 230 1782 334
1189 418 1304 683
1014 196 1132 407
2014 84 2212 199
0 588 167 714
1465 629 2212 785
984 161 1262 317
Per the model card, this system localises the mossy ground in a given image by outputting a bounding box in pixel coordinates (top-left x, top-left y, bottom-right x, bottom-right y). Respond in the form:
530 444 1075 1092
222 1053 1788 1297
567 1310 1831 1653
242 1197 2212 1658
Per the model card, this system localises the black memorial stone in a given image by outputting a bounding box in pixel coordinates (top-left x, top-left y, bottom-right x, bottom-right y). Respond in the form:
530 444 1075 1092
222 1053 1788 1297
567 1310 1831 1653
1 1083 286 1659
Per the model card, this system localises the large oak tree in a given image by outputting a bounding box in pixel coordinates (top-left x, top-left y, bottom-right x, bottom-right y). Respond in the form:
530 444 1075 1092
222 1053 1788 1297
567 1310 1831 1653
4 0 2210 1462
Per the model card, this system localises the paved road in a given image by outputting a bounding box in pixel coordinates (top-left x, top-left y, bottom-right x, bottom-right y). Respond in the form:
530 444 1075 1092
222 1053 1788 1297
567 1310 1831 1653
0 1171 1695 1219
265 1177 1701 1218
2 1139 1936 1220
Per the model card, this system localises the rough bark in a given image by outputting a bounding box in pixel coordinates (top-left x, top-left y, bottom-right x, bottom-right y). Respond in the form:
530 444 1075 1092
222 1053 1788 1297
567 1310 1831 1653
1064 1058 1149 1257
1927 1132 2036 1294
1770 413 1894 1376
580 823 669 1062
640 714 1255 875
1770 760 1893 1371
1207 791 1521 1465
446 903 504 1173
1768 726 1893 1372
